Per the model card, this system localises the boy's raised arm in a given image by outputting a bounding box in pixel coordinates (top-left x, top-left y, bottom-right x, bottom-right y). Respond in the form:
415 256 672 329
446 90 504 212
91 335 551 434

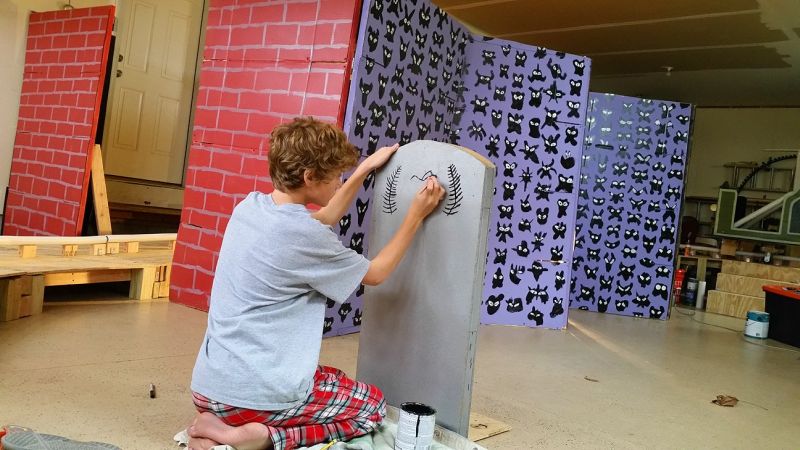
313 144 399 226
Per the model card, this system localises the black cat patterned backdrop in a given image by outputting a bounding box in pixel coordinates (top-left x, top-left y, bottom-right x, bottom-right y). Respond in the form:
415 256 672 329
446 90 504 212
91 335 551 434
569 93 693 320
329 0 471 336
457 39 590 329
325 0 592 336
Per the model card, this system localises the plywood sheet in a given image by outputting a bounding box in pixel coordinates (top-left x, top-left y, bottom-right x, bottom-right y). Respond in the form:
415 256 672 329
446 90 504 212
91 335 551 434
357 141 494 436
706 290 764 319
722 260 800 284
468 412 512 442
715 273 797 298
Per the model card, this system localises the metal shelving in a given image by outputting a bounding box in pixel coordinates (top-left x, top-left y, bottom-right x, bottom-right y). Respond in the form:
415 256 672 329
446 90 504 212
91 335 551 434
724 162 795 194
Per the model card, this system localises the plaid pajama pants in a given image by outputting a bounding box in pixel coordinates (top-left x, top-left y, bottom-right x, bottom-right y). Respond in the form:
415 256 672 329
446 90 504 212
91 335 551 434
192 366 386 450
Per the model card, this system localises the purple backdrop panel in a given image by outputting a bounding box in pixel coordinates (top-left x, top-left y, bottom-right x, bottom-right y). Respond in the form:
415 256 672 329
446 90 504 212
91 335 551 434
339 0 593 333
570 93 692 320
455 38 590 329
358 2 469 104
332 0 470 336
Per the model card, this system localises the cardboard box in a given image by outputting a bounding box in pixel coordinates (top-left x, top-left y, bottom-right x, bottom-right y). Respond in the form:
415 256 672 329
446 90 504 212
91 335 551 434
720 239 739 256
739 240 757 252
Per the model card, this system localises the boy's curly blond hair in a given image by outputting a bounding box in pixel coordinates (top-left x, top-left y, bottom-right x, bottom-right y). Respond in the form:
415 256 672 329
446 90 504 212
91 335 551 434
268 117 359 191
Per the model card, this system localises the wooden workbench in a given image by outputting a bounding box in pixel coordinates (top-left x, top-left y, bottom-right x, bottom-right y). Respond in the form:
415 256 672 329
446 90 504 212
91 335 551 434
0 234 175 321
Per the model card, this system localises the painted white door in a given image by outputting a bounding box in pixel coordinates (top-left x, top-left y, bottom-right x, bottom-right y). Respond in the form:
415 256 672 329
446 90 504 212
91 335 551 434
103 0 202 184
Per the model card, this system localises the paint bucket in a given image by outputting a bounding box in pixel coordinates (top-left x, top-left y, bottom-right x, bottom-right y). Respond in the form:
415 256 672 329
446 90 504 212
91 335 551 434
744 310 770 339
682 278 698 306
395 402 436 450
695 281 707 310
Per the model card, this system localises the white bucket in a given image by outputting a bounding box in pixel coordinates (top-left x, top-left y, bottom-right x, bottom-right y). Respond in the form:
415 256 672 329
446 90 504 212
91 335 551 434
744 310 770 339
395 402 436 450
696 281 707 309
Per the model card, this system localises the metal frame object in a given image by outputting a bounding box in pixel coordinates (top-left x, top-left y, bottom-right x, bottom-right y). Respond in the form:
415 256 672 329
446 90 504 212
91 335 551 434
714 188 800 244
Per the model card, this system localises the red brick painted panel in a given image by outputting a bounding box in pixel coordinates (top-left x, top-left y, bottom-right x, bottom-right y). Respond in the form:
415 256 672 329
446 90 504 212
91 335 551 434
4 188 79 236
3 6 114 236
192 59 312 150
204 0 355 64
170 0 361 310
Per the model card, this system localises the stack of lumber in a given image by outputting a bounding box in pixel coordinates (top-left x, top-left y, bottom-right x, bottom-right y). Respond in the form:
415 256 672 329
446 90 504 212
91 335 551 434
706 260 800 318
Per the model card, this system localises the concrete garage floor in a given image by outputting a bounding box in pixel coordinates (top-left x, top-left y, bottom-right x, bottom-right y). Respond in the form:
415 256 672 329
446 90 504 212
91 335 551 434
1 296 798 449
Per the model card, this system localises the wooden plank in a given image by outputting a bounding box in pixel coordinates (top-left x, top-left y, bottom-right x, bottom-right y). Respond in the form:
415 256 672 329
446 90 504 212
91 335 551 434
44 269 131 286
0 233 175 246
0 248 173 273
120 242 139 253
1 236 107 246
16 276 33 317
91 243 106 256
106 242 120 254
28 275 44 317
107 233 176 243
158 265 168 281
158 265 171 298
722 260 800 284
715 273 797 298
0 278 21 322
0 233 177 251
19 245 36 258
0 238 173 306
150 264 171 299
468 412 512 442
130 267 158 300
0 275 42 321
706 290 765 318
90 144 113 235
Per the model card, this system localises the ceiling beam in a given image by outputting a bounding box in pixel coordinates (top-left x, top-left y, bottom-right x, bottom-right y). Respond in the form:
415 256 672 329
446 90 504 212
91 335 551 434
494 9 761 38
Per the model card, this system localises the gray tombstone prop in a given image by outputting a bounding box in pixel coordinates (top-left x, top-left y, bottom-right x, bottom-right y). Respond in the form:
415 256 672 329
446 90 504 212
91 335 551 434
356 140 495 436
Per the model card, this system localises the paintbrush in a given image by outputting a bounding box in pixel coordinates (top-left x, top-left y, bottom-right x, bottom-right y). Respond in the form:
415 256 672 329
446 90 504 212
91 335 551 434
319 439 338 450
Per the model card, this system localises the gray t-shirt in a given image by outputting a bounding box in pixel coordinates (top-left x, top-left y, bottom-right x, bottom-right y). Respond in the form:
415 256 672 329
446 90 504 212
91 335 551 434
191 192 370 411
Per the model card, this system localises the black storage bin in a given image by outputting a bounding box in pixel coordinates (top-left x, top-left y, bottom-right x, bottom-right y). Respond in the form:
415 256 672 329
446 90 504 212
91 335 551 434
762 286 800 348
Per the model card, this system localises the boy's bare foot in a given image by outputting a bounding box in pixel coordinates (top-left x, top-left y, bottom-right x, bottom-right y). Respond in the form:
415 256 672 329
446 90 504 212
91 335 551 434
188 412 273 450
187 413 221 450
187 435 221 450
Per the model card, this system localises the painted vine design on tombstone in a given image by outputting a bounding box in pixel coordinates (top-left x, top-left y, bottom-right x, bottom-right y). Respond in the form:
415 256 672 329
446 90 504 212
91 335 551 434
570 93 693 319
